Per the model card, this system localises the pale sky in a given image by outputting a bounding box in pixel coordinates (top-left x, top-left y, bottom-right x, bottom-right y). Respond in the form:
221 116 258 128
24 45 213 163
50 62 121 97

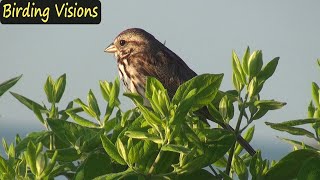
1 1 320 159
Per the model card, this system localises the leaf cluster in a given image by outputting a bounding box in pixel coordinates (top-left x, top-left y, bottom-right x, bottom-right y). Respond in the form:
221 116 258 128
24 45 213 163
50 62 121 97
2 48 315 179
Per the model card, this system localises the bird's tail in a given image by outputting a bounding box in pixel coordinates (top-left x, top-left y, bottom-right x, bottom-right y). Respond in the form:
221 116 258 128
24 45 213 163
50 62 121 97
198 107 256 156
219 123 256 156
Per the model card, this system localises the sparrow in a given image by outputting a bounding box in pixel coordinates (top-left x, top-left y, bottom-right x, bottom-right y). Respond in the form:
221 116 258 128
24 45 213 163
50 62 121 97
105 28 255 156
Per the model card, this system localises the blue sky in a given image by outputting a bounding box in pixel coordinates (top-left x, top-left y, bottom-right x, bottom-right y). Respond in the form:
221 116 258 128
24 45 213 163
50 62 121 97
1 1 320 159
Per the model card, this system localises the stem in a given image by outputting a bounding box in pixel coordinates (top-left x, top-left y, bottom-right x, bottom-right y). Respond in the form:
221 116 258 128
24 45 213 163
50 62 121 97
225 93 249 176
225 142 236 176
209 164 220 178
148 150 163 175
49 103 56 150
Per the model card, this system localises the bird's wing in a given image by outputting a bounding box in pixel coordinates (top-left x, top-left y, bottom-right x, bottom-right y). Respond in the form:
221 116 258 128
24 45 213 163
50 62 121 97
133 46 197 98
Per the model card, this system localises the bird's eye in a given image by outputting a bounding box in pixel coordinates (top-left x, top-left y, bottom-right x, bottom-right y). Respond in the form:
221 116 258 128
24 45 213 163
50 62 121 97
119 40 126 46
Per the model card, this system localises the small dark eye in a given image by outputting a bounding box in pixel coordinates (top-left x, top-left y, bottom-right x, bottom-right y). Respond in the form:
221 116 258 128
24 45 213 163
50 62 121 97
119 40 126 46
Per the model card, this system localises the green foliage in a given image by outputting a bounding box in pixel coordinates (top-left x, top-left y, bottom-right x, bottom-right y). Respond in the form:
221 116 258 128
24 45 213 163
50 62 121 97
265 60 320 179
5 47 317 179
265 149 320 180
0 74 22 97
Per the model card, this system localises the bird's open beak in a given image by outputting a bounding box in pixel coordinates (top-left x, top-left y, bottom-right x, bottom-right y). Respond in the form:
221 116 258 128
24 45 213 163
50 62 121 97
104 43 117 53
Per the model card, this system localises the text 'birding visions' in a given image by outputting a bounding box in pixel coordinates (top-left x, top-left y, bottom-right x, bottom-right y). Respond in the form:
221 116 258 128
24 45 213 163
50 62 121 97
0 0 101 24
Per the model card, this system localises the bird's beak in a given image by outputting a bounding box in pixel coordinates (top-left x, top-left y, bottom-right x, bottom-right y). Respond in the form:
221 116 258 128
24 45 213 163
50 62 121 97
104 43 117 53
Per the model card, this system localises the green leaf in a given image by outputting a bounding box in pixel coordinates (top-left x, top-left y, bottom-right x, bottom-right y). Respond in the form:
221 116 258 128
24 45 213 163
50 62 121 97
40 150 58 178
109 78 120 107
247 78 258 98
177 129 235 173
232 50 246 85
242 46 250 75
125 131 162 144
0 74 22 97
173 73 223 109
252 108 268 120
116 138 128 163
146 76 165 100
32 103 45 124
183 124 202 149
10 92 46 111
146 77 170 117
93 168 134 180
2 138 9 155
213 157 227 168
219 96 228 120
308 101 316 118
250 151 263 180
100 135 126 165
272 118 319 127
25 141 37 175
297 156 320 180
15 131 50 154
7 143 15 163
35 142 43 155
0 156 15 177
265 122 315 138
277 137 318 150
218 170 233 180
74 152 113 180
58 101 76 121
36 153 46 176
162 144 191 154
127 140 157 168
207 103 223 122
155 151 179 174
47 118 99 148
100 79 121 107
314 109 320 118
171 89 196 125
265 149 320 180
254 100 286 110
54 74 66 103
88 90 101 119
67 112 99 128
233 155 248 180
100 80 112 101
312 82 320 107
47 148 80 162
248 50 263 77
176 169 216 180
74 98 97 119
235 126 255 155
103 104 114 125
44 76 55 103
257 57 279 82
136 103 162 128
232 73 244 92
104 117 117 134
123 92 144 105
198 128 235 144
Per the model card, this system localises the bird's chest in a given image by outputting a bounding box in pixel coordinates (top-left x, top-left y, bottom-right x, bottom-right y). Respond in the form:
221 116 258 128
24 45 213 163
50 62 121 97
118 58 153 107
117 59 144 95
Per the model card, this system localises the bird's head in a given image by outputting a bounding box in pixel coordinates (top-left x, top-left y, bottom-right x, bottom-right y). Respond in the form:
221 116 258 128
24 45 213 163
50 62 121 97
105 28 157 59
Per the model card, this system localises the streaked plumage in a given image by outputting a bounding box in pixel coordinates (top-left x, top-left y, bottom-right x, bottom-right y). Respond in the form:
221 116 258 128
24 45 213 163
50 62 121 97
105 28 256 156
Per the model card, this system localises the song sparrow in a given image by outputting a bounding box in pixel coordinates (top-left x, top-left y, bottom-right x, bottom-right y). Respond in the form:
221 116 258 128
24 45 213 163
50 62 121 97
105 28 256 156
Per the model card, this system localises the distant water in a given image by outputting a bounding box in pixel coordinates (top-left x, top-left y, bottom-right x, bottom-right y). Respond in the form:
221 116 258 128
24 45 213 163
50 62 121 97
0 120 43 156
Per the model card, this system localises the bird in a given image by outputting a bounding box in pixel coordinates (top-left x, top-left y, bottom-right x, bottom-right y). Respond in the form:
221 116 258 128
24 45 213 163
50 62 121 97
104 28 256 156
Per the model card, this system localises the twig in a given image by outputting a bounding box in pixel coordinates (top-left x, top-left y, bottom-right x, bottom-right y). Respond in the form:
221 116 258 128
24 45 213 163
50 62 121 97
225 93 249 176
209 164 220 178
148 150 163 175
